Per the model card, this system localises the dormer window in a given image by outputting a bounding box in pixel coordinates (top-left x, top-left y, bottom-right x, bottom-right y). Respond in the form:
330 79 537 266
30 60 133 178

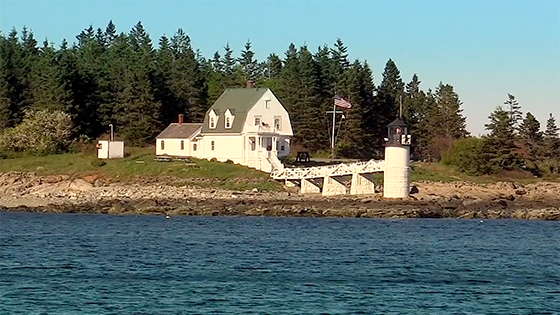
224 109 234 129
209 110 218 129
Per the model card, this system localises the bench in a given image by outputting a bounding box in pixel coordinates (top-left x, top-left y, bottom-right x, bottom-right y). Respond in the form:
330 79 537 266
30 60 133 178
154 156 172 162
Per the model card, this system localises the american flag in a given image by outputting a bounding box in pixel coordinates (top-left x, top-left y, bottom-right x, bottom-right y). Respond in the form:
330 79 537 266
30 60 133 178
334 95 352 109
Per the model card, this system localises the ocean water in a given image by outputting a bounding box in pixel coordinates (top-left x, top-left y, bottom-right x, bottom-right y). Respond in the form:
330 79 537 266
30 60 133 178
0 212 558 314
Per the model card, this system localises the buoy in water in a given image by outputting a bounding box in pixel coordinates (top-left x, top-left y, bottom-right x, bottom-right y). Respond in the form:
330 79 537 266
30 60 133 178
165 215 170 219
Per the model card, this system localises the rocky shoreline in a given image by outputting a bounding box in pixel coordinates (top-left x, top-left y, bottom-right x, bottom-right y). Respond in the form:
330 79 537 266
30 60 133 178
0 172 559 220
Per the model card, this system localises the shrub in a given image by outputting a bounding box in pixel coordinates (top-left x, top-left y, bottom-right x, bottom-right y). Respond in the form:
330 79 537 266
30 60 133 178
281 155 295 166
441 137 485 175
0 110 73 155
69 135 96 154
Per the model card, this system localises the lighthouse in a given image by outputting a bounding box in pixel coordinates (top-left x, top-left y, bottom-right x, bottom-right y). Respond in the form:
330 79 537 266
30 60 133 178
383 118 412 198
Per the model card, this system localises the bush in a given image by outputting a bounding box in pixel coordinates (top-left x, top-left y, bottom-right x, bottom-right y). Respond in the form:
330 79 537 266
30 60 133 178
281 155 295 166
69 135 96 154
441 137 485 175
0 110 73 155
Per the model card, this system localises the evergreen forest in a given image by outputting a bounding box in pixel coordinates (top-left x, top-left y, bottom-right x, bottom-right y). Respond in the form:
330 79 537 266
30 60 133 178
1 22 558 176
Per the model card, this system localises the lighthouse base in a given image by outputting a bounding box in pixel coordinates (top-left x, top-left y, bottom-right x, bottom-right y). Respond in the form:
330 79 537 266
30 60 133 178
383 146 410 198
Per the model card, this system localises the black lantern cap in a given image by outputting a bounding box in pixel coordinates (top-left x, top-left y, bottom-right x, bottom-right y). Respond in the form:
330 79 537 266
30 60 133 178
386 118 411 147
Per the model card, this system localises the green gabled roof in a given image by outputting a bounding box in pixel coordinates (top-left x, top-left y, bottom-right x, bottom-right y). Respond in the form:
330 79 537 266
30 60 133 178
202 88 269 133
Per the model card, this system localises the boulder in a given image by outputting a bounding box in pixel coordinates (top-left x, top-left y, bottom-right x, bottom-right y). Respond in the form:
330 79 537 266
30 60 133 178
68 179 93 191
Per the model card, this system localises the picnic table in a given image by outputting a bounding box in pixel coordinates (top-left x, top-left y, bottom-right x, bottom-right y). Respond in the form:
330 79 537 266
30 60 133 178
154 156 199 168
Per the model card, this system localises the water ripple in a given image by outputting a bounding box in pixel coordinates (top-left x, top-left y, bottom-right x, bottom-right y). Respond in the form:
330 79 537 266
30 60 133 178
1 213 559 314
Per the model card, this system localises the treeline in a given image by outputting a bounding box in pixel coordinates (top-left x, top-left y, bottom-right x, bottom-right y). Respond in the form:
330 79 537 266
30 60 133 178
442 95 560 176
0 21 468 157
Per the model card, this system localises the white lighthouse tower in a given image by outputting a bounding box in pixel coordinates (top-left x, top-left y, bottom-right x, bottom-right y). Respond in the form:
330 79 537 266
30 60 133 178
383 118 412 198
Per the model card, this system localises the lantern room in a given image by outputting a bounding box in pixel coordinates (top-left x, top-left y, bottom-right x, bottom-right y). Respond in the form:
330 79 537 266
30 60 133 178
386 118 411 146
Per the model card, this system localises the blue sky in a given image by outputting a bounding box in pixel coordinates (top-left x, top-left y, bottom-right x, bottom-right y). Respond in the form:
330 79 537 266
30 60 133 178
1 0 558 135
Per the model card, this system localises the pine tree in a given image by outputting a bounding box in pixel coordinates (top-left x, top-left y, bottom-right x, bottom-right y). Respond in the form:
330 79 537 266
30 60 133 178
30 40 65 111
518 112 542 161
207 51 225 104
238 39 257 81
266 53 283 79
543 113 560 159
404 74 421 123
221 43 240 88
277 43 300 120
105 20 118 46
294 46 323 151
0 32 10 128
331 38 350 73
434 82 469 138
336 61 369 158
76 25 95 48
313 44 337 150
403 74 430 158
259 53 283 91
107 24 162 145
504 93 522 131
481 106 524 173
372 59 404 140
130 21 153 54
169 29 207 122
153 34 176 125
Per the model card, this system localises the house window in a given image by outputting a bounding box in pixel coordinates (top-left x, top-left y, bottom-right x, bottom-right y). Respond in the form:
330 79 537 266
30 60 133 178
254 116 261 126
211 141 215 151
281 145 285 151
193 143 197 151
274 117 281 130
180 140 184 150
249 137 256 151
265 100 270 109
210 117 216 129
225 117 231 128
161 140 165 150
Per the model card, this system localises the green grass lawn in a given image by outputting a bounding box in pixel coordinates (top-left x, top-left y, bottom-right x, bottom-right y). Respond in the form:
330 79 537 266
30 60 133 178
0 147 282 191
411 162 559 184
1 149 556 191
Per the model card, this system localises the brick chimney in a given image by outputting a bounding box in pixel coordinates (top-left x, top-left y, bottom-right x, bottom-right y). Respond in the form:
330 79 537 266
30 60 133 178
246 80 254 89
178 114 184 125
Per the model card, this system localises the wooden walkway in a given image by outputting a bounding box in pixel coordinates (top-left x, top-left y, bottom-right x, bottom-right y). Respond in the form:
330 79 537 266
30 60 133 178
271 159 385 180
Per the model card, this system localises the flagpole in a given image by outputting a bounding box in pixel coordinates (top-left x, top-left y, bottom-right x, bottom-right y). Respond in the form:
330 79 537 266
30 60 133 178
331 100 336 159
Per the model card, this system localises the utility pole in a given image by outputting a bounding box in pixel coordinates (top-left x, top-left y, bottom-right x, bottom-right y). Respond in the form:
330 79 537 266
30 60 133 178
399 96 403 120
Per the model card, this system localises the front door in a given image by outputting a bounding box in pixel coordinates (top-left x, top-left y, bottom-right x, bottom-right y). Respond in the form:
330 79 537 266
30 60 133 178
263 137 272 151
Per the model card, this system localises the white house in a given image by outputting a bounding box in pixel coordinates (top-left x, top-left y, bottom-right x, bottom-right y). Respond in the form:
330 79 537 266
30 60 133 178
155 83 293 173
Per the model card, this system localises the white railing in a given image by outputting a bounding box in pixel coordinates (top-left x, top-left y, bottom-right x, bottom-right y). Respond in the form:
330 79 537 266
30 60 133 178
267 151 284 173
271 160 385 180
245 125 280 134
258 150 272 173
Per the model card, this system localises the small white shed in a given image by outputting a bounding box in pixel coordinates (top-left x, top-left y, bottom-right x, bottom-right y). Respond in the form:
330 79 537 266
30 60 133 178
97 140 124 159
